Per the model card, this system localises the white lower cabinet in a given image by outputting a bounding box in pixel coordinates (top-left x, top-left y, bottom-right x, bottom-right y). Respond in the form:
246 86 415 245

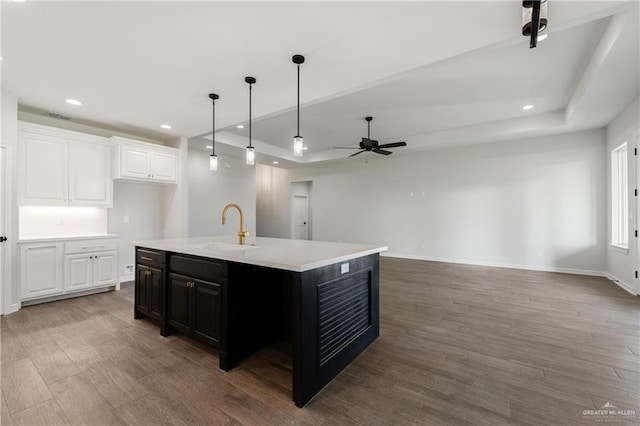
20 237 119 303
64 250 118 292
20 243 64 299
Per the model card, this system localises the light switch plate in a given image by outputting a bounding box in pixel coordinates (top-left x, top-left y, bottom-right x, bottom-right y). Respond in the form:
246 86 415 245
341 263 349 274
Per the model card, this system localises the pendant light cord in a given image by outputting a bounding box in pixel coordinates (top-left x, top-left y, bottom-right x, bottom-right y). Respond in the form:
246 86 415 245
249 83 253 148
297 64 300 136
211 99 216 155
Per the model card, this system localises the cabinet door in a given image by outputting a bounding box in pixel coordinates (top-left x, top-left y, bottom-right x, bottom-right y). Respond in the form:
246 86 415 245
193 279 221 347
69 142 112 206
64 253 92 292
120 146 150 179
147 266 163 320
135 265 149 314
20 244 63 299
168 273 191 333
93 251 118 287
149 151 176 182
18 133 68 205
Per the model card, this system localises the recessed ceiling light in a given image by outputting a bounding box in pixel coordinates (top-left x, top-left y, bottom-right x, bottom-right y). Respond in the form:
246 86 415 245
0 56 3 61
538 34 548 42
237 125 244 129
205 145 213 149
273 161 279 164
303 146 308 150
160 124 172 129
65 99 82 106
522 104 534 110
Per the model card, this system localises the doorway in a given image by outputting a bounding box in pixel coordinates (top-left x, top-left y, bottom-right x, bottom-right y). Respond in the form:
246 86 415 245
0 147 6 313
291 181 312 240
635 131 640 295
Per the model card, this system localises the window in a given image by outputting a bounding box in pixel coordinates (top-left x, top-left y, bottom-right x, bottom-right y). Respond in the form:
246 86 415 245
611 142 628 249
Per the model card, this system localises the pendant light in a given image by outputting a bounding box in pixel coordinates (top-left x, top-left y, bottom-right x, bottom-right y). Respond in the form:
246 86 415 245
208 93 219 171
292 54 305 157
522 0 547 48
245 76 256 165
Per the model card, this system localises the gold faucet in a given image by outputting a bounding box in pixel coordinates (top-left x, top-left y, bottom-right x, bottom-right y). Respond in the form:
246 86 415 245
222 203 249 245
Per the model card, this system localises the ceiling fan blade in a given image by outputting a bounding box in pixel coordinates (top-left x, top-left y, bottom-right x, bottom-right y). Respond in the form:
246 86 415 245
377 141 406 149
349 150 366 157
333 146 360 149
373 149 392 155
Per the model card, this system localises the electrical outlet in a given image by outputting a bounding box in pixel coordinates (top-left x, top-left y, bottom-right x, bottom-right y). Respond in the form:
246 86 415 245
123 216 130 224
124 264 134 274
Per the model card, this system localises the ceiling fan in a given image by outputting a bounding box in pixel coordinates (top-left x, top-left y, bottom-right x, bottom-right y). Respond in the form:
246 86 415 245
334 116 407 157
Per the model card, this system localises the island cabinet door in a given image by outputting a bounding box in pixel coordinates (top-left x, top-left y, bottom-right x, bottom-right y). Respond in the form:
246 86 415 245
192 279 221 348
168 273 191 333
147 266 163 320
135 265 149 314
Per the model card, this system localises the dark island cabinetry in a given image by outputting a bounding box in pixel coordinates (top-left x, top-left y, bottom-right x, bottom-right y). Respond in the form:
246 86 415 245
134 240 381 408
134 248 165 323
167 254 225 348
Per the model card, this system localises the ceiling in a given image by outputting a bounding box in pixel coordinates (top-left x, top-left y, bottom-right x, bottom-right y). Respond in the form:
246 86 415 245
2 1 638 169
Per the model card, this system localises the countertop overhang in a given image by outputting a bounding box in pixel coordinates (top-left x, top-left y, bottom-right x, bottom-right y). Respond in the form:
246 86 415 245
135 236 388 272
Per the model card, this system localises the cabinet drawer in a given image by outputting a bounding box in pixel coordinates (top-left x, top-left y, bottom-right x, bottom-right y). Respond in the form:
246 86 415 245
136 248 165 268
65 239 118 254
170 255 226 282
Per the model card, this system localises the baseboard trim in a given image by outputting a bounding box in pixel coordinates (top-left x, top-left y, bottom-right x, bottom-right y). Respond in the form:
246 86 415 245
381 252 607 277
603 273 637 296
21 285 116 307
120 274 134 284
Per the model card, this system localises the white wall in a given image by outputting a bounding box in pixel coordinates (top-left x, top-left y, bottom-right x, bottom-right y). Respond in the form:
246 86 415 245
19 206 108 239
256 164 290 238
257 129 608 274
107 181 166 280
1 90 20 314
606 97 639 294
188 149 256 238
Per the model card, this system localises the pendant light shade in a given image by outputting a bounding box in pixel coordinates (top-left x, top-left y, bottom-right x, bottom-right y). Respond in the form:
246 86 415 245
292 54 305 157
245 76 256 165
208 93 219 171
246 146 255 165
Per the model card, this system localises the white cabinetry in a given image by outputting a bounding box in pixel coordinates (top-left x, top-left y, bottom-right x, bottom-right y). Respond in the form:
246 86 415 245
64 239 118 292
18 123 112 207
112 137 178 184
19 236 119 304
20 243 64 300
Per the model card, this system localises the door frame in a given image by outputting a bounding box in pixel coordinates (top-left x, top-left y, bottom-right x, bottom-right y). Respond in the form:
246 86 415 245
635 130 640 295
290 181 312 240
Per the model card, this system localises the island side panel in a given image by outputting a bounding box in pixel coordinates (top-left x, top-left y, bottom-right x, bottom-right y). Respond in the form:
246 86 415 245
293 253 380 407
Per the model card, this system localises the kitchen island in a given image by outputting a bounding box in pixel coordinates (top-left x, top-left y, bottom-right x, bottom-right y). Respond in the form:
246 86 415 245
134 236 387 407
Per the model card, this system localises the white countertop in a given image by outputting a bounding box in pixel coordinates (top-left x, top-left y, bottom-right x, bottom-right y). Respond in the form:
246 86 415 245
135 236 388 272
18 234 119 244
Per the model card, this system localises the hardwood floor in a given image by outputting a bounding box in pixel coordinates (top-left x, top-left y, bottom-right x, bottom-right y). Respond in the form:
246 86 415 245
1 257 638 425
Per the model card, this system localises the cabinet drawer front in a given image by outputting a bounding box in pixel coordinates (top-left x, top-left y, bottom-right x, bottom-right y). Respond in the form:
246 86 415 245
170 255 226 282
65 239 118 254
136 248 165 268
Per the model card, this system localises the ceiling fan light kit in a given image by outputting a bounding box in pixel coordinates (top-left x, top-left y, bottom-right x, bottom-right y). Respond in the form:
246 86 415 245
522 0 548 48
333 116 407 158
292 54 305 158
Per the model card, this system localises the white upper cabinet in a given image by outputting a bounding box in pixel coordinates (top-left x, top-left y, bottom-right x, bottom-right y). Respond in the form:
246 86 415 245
18 122 112 207
112 137 179 184
19 132 68 205
69 141 112 206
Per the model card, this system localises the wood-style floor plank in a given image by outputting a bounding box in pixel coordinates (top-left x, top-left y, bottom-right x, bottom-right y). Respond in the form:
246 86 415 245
0 257 638 425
